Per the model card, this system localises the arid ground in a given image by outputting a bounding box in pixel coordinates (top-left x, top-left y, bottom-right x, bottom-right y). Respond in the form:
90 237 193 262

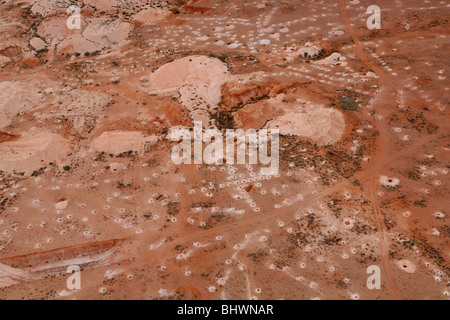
0 0 448 300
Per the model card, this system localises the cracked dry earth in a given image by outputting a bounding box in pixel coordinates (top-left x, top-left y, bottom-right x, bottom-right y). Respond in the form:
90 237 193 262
0 0 449 300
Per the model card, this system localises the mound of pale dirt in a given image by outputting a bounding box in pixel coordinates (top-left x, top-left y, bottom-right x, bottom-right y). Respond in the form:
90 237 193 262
36 16 73 42
396 260 416 273
232 92 345 145
57 19 133 54
83 19 133 47
29 37 47 51
265 107 346 145
0 81 45 130
0 132 71 176
151 56 229 124
282 42 322 61
314 52 348 67
92 131 158 154
133 8 173 25
151 55 229 105
378 175 401 187
31 0 82 18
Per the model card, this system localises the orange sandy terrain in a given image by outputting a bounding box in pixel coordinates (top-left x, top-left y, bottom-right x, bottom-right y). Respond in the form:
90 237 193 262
0 0 448 300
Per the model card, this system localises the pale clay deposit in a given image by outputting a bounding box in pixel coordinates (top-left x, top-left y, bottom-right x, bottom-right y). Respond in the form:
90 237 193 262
0 132 70 176
265 107 346 145
93 131 158 155
133 8 173 25
0 81 44 129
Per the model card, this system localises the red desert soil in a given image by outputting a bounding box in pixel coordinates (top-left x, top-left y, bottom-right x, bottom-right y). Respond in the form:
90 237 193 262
0 0 448 300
